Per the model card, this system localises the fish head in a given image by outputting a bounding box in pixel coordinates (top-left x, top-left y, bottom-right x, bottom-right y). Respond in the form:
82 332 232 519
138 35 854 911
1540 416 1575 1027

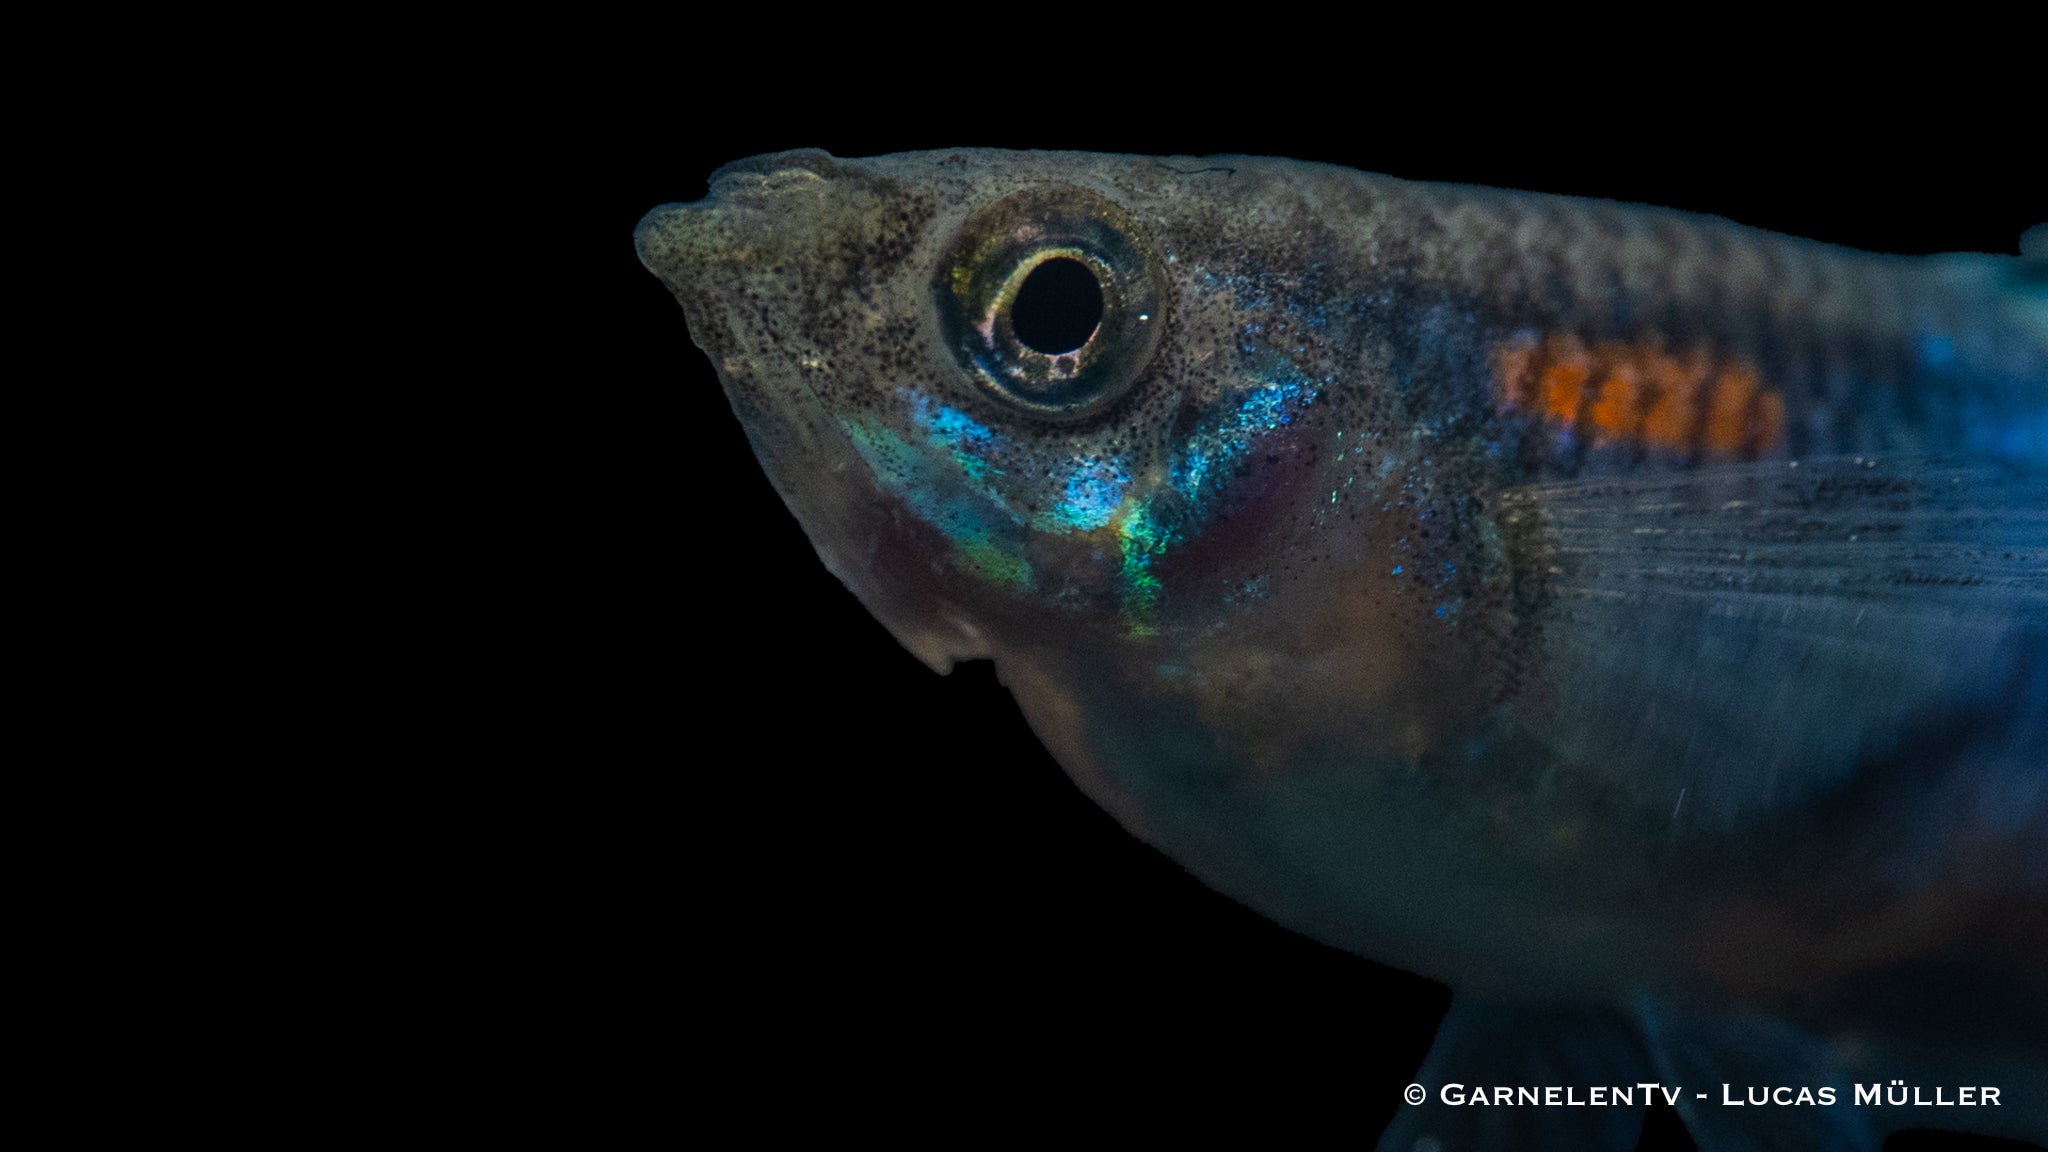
638 149 1426 680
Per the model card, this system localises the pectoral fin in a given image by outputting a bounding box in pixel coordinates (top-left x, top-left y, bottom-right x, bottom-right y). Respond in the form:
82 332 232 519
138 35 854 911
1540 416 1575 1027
1524 456 2047 830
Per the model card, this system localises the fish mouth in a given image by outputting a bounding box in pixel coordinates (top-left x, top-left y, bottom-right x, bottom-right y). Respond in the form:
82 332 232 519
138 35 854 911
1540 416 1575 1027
634 150 846 287
637 154 998 673
634 158 843 390
632 199 721 303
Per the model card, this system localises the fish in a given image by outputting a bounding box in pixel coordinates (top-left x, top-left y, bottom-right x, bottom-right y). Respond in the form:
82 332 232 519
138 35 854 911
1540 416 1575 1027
636 149 2047 1151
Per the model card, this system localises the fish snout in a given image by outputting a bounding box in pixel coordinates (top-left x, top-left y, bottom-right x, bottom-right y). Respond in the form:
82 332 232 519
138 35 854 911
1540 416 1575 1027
633 199 721 288
634 153 847 290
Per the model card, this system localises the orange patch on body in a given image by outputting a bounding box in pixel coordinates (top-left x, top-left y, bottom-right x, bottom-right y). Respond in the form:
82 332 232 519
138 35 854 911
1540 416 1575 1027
1491 335 1784 458
1588 366 1640 444
1639 348 1714 452
1539 352 1591 424
1704 365 1760 454
1755 392 1786 449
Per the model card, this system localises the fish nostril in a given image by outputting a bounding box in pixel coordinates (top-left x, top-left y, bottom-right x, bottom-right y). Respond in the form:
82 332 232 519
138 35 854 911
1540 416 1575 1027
708 148 841 190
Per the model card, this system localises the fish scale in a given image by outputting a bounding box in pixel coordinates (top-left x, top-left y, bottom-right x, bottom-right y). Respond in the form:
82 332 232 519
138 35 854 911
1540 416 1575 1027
1373 188 2040 477
638 149 2046 1151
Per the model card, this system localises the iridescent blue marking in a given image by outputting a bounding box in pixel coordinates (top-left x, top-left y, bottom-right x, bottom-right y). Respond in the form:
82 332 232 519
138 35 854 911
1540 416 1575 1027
1046 457 1131 532
845 400 1031 589
1170 378 1311 504
1917 333 1957 371
1964 407 2048 466
907 393 1006 485
928 403 994 446
1953 373 2048 467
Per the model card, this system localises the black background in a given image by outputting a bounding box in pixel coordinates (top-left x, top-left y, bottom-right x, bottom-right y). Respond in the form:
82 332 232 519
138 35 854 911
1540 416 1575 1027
514 68 2041 1149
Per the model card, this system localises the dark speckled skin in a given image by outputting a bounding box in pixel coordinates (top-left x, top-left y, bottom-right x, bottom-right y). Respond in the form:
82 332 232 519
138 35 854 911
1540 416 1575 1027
638 149 2046 1148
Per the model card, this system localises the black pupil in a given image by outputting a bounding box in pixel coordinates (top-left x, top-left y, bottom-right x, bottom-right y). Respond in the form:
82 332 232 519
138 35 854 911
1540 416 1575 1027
1011 258 1103 355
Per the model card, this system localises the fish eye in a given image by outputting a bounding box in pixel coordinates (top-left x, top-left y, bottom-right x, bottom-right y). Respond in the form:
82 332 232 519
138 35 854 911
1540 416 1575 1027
1010 256 1102 355
935 187 1166 421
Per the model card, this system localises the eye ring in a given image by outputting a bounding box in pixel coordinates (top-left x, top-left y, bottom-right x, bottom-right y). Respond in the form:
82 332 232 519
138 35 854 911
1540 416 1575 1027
997 250 1105 359
935 187 1166 421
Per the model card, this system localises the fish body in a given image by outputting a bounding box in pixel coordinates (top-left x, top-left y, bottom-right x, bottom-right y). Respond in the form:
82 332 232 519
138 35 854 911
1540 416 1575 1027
638 150 2046 1149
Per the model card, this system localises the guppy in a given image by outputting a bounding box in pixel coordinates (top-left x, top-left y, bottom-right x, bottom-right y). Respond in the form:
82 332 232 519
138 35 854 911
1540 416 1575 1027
637 150 2046 1151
